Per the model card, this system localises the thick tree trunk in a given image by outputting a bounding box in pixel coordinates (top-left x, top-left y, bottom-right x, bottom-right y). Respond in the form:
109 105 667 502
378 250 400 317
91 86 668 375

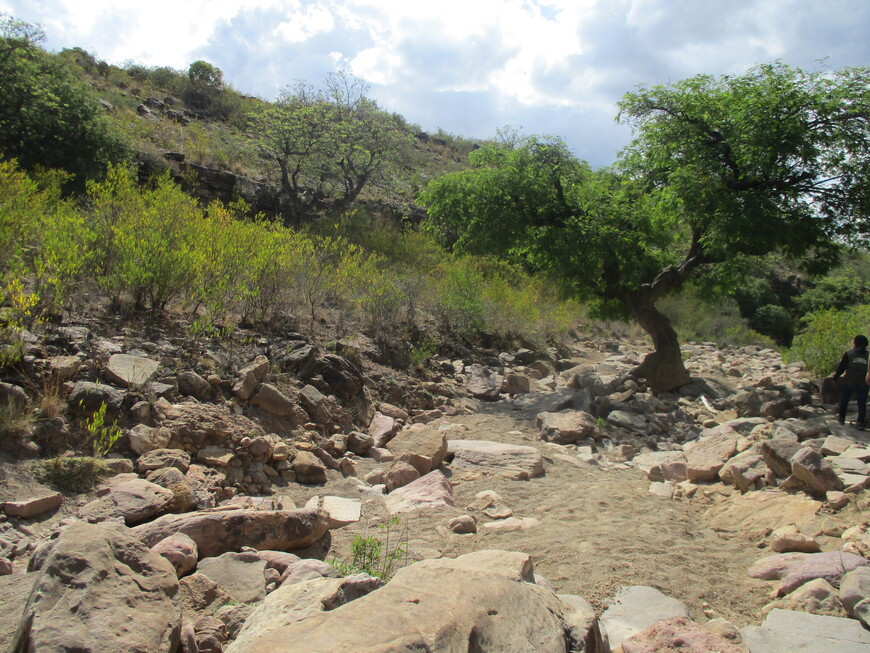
626 294 691 394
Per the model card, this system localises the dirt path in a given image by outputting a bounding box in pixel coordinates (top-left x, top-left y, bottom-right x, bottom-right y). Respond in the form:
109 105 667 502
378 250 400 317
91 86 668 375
303 403 773 628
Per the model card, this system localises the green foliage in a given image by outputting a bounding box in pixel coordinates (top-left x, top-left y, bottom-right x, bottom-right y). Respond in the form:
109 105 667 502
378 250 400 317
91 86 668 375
408 336 438 368
789 304 870 377
81 401 123 457
85 165 201 312
660 292 775 348
331 517 409 580
250 71 412 224
35 456 110 493
795 272 869 314
0 14 126 184
749 304 795 347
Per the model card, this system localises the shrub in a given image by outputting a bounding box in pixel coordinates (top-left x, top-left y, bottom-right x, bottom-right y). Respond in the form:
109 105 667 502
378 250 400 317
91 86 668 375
789 304 870 377
330 517 409 580
749 304 795 347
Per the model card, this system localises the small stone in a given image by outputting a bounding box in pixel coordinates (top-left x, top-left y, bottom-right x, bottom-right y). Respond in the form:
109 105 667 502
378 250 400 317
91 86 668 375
771 525 821 553
448 515 478 534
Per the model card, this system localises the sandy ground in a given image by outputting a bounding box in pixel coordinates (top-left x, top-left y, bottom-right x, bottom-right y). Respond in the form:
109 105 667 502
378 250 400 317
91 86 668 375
283 404 775 628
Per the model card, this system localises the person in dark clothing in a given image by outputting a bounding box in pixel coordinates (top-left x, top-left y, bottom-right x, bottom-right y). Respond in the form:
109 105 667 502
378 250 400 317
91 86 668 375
834 334 869 430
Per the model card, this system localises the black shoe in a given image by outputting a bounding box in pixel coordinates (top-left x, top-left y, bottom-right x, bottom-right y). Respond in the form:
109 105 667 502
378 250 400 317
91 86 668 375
858 423 866 431
839 418 846 425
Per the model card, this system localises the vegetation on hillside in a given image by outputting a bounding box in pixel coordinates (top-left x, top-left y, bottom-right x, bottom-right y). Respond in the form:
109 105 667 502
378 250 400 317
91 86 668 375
421 64 870 391
1 12 868 386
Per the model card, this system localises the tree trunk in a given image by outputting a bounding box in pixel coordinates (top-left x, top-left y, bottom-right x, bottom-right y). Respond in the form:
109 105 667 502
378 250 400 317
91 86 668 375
626 293 691 394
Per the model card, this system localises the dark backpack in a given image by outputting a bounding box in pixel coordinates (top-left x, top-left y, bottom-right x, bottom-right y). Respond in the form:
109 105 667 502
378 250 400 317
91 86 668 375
845 348 869 384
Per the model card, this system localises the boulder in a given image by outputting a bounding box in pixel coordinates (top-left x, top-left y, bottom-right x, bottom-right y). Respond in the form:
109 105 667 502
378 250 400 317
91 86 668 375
762 438 803 478
741 607 870 652
467 364 503 401
227 575 384 652
157 402 265 451
13 521 180 652
319 496 362 529
178 370 212 400
771 525 821 553
502 373 532 395
448 439 545 479
138 447 191 474
599 585 690 649
367 412 399 447
763 578 846 618
292 451 327 485
250 383 297 417
386 425 448 474
684 430 739 482
131 508 330 559
719 450 766 492
279 559 341 586
385 461 421 492
225 550 604 653
152 532 199 576
69 381 125 421
78 478 175 525
790 447 845 493
2 493 62 519
146 466 198 513
105 353 159 387
384 470 455 514
773 551 870 596
840 567 870 625
179 573 233 615
537 410 600 444
128 424 171 455
197 552 267 603
622 617 743 653
705 490 821 537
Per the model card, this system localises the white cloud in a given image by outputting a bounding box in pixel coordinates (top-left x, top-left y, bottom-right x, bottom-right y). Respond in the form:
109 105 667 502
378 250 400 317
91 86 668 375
1 0 867 166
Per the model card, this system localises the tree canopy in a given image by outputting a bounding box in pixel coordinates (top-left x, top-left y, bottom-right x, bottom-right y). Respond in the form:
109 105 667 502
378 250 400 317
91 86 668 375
421 63 870 393
0 14 125 184
250 71 412 225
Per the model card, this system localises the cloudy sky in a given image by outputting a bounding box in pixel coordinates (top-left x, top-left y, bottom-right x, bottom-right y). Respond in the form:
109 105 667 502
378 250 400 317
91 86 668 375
3 0 868 167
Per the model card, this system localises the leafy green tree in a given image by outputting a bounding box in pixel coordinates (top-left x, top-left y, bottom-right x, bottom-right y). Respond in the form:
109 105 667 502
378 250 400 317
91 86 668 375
0 14 125 184
250 71 411 224
422 64 870 392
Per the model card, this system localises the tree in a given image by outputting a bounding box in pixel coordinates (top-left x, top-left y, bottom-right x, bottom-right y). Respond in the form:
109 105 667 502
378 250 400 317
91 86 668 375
421 64 870 393
250 71 411 224
0 14 124 184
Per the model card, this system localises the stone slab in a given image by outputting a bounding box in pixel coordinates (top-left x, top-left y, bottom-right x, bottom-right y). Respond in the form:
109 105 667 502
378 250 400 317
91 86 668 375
740 607 870 652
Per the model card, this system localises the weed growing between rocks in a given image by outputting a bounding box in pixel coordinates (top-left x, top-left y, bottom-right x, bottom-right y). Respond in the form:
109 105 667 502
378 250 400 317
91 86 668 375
34 456 110 493
330 517 410 580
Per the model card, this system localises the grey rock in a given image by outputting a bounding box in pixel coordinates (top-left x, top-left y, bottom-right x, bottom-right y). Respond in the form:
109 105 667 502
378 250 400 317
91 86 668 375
740 607 870 652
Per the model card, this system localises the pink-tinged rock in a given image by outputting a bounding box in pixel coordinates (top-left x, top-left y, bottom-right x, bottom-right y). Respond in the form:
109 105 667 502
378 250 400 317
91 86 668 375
449 515 478 534
279 559 341 586
0 556 13 575
385 470 455 514
763 578 846 618
3 493 63 518
771 525 821 553
537 410 600 444
776 551 870 596
659 461 688 482
367 412 399 447
749 552 811 580
684 430 739 482
790 447 845 493
386 425 448 474
152 532 199 576
292 451 327 484
131 508 330 559
719 451 767 492
254 551 300 574
449 439 544 479
385 461 421 493
622 617 744 653
481 517 541 533
79 478 175 525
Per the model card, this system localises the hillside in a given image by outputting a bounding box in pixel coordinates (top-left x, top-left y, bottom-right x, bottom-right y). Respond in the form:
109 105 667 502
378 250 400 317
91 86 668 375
2 17 870 652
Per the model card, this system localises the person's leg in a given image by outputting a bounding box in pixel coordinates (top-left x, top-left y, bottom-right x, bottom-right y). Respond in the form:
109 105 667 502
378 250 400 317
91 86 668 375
857 385 869 428
839 383 853 424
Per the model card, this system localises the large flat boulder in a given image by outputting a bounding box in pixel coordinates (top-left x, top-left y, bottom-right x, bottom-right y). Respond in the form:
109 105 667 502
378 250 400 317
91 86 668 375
705 490 821 537
599 585 690 650
740 607 870 652
105 353 159 387
78 478 175 525
13 521 180 652
448 439 544 479
386 425 448 474
684 429 740 482
384 470 455 514
197 552 267 603
131 508 330 558
225 550 605 653
467 364 503 401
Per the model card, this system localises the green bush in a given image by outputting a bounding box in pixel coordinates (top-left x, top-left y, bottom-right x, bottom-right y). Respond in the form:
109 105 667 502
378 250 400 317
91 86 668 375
749 304 795 346
789 304 870 377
